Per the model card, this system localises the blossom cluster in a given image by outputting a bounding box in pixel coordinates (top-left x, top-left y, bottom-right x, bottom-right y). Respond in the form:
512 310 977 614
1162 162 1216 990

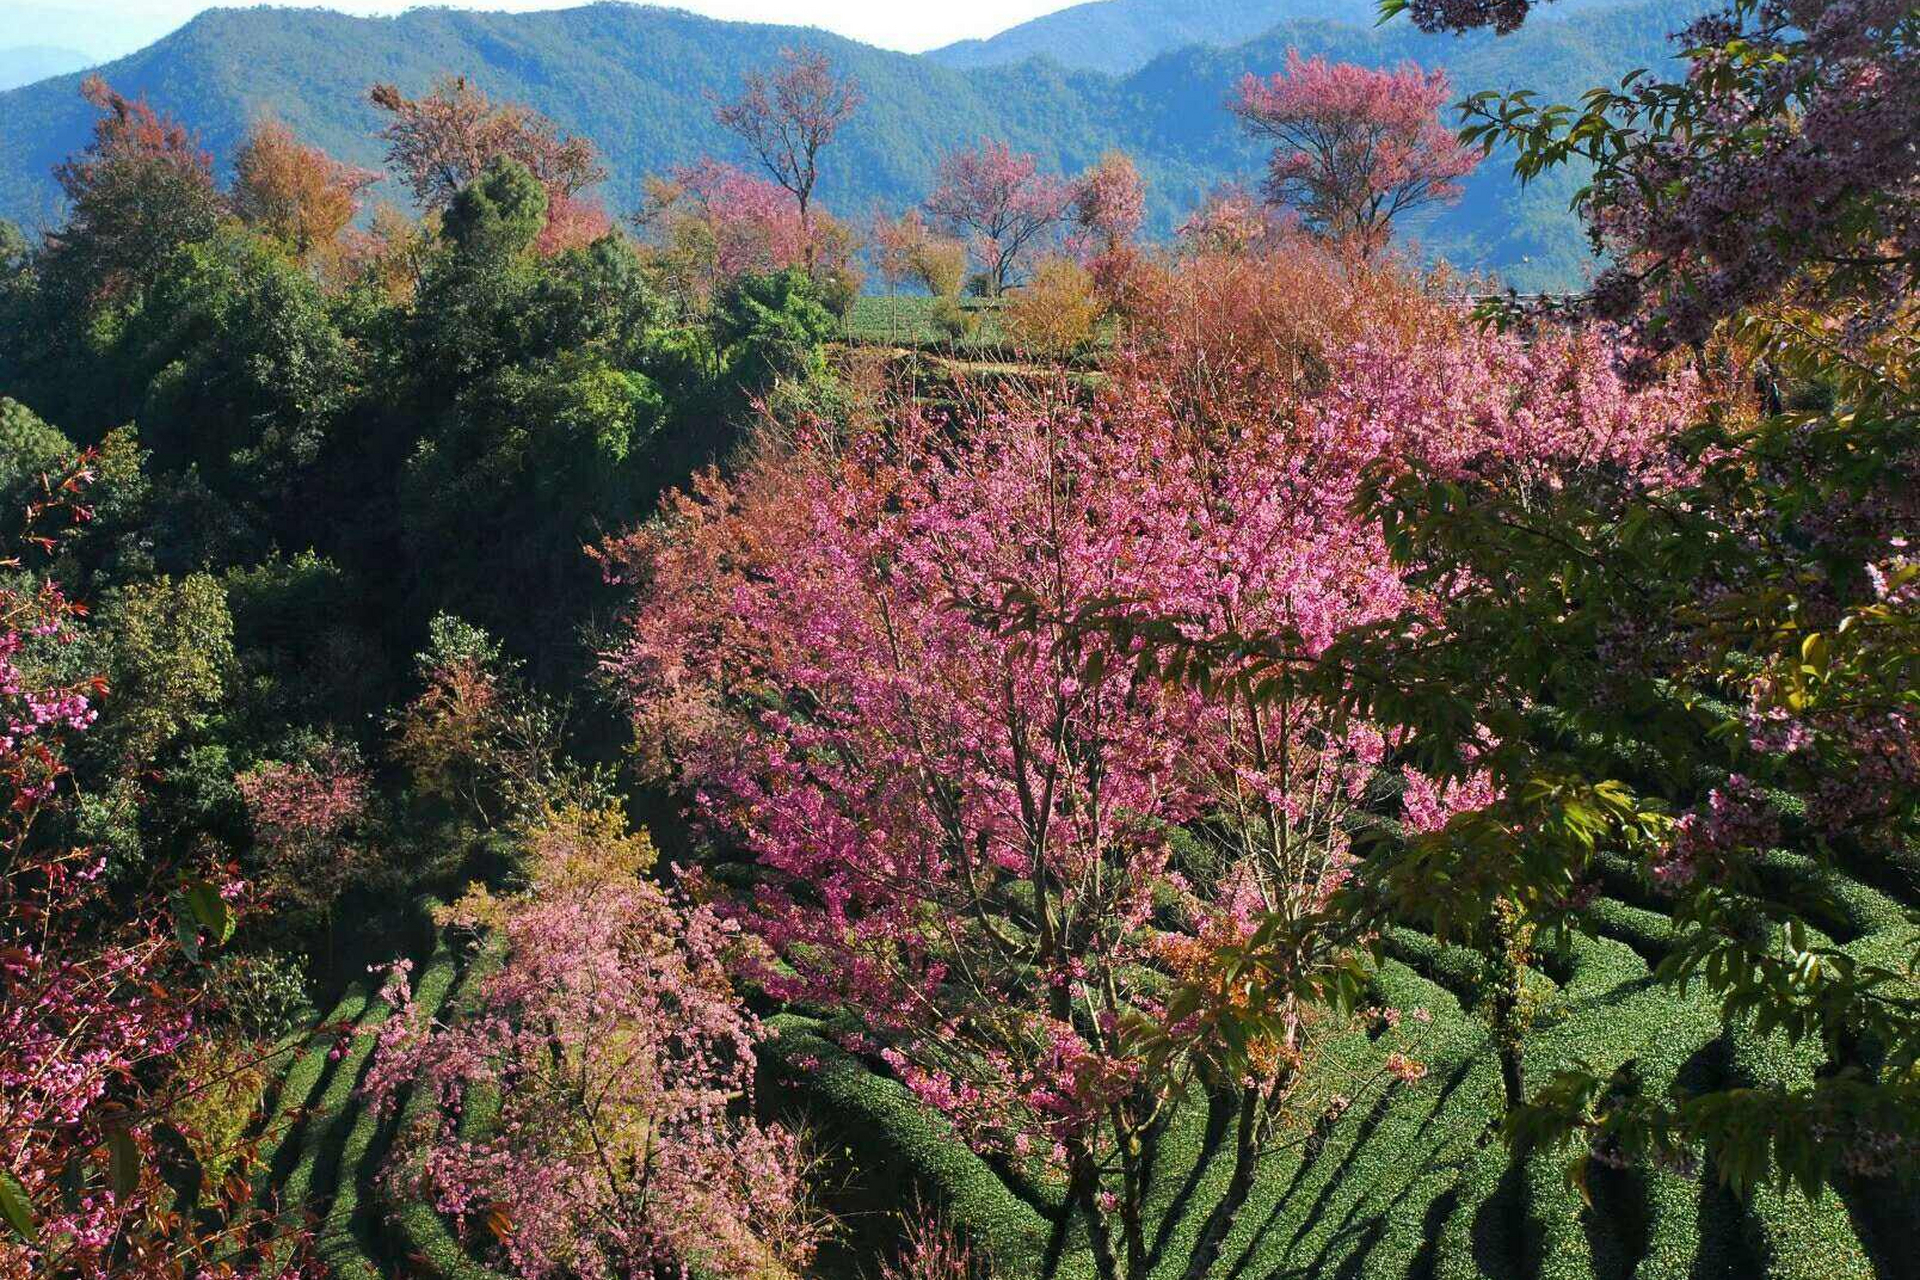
364 822 817 1279
601 254 1696 1221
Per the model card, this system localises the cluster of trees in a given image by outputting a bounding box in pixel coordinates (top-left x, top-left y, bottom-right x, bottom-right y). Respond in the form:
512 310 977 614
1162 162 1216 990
1 0 1915 1273
638 43 1478 354
0 55 857 1279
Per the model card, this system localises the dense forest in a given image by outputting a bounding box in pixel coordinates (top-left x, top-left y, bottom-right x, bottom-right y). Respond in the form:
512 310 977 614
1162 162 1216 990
0 0 1916 1277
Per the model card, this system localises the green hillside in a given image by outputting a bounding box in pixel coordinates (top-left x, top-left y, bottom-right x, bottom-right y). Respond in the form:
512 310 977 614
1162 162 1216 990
0 0 1692 289
924 0 1650 73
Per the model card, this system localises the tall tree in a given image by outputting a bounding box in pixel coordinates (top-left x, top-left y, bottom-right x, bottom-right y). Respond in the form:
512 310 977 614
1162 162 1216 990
923 139 1071 294
43 77 223 307
600 267 1685 1272
711 47 861 258
231 119 378 269
1230 52 1481 257
368 76 604 214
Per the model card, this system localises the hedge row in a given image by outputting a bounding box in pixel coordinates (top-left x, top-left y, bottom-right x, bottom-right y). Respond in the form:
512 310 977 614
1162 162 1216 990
766 898 1902 1279
315 931 462 1280
254 1000 359 1190
378 937 508 1280
760 1012 1090 1279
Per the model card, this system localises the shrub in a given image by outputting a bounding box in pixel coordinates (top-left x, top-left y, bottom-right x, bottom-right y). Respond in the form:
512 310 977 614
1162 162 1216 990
928 295 975 343
1000 255 1100 356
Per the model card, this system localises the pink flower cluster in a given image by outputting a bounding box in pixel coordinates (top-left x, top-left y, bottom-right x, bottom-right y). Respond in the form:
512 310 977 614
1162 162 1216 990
1231 51 1481 252
1655 774 1780 890
364 855 817 1278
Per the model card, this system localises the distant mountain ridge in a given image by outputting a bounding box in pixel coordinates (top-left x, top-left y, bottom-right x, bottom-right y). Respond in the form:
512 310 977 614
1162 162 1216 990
925 0 1651 74
0 0 1694 289
928 0 1378 75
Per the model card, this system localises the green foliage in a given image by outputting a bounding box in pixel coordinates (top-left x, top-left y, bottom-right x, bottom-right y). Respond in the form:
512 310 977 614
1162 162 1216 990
711 267 838 388
761 1015 1085 1279
253 986 371 1197
442 156 548 261
751 892 1906 1278
0 396 74 508
204 949 316 1043
87 572 233 767
113 227 357 507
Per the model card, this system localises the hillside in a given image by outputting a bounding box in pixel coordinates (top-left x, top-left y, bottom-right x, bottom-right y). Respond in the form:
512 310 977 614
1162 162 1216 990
925 0 1652 73
0 0 1692 289
926 0 1378 74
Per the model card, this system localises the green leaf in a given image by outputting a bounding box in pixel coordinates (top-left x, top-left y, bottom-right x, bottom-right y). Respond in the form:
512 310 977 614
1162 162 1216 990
173 904 200 963
0 1166 35 1243
183 880 234 947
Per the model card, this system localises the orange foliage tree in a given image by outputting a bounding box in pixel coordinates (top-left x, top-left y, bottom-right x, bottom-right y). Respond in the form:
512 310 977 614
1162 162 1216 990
231 118 378 268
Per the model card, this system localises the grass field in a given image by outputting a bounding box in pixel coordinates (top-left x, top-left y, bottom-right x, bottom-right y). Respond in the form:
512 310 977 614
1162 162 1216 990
843 294 1013 352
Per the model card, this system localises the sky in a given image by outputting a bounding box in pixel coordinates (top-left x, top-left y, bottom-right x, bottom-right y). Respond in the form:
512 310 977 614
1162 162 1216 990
5 0 1079 61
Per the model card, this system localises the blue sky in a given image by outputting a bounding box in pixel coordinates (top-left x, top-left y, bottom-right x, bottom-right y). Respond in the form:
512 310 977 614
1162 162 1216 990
4 0 1077 61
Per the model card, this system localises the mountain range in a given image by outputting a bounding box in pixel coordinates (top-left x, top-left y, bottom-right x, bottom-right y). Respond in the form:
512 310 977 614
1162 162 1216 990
0 0 1698 289
925 0 1651 73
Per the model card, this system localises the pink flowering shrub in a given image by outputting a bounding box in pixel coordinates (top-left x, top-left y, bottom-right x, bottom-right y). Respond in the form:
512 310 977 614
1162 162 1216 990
598 255 1692 1262
1 467 289 1277
364 816 818 1280
1308 321 1703 492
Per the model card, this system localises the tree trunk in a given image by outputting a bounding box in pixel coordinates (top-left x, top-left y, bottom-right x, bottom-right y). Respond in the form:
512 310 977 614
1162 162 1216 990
1488 897 1528 1112
1073 1152 1121 1280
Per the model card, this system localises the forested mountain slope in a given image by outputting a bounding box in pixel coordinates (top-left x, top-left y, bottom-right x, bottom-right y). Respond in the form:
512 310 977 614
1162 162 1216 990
0 0 1692 288
924 0 1644 73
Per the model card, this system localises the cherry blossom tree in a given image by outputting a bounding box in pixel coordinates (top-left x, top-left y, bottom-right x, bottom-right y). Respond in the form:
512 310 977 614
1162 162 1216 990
923 139 1073 293
1068 151 1149 317
1068 150 1145 260
364 808 820 1279
368 77 605 213
1230 52 1481 257
237 741 373 972
712 47 861 257
594 266 1697 1268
